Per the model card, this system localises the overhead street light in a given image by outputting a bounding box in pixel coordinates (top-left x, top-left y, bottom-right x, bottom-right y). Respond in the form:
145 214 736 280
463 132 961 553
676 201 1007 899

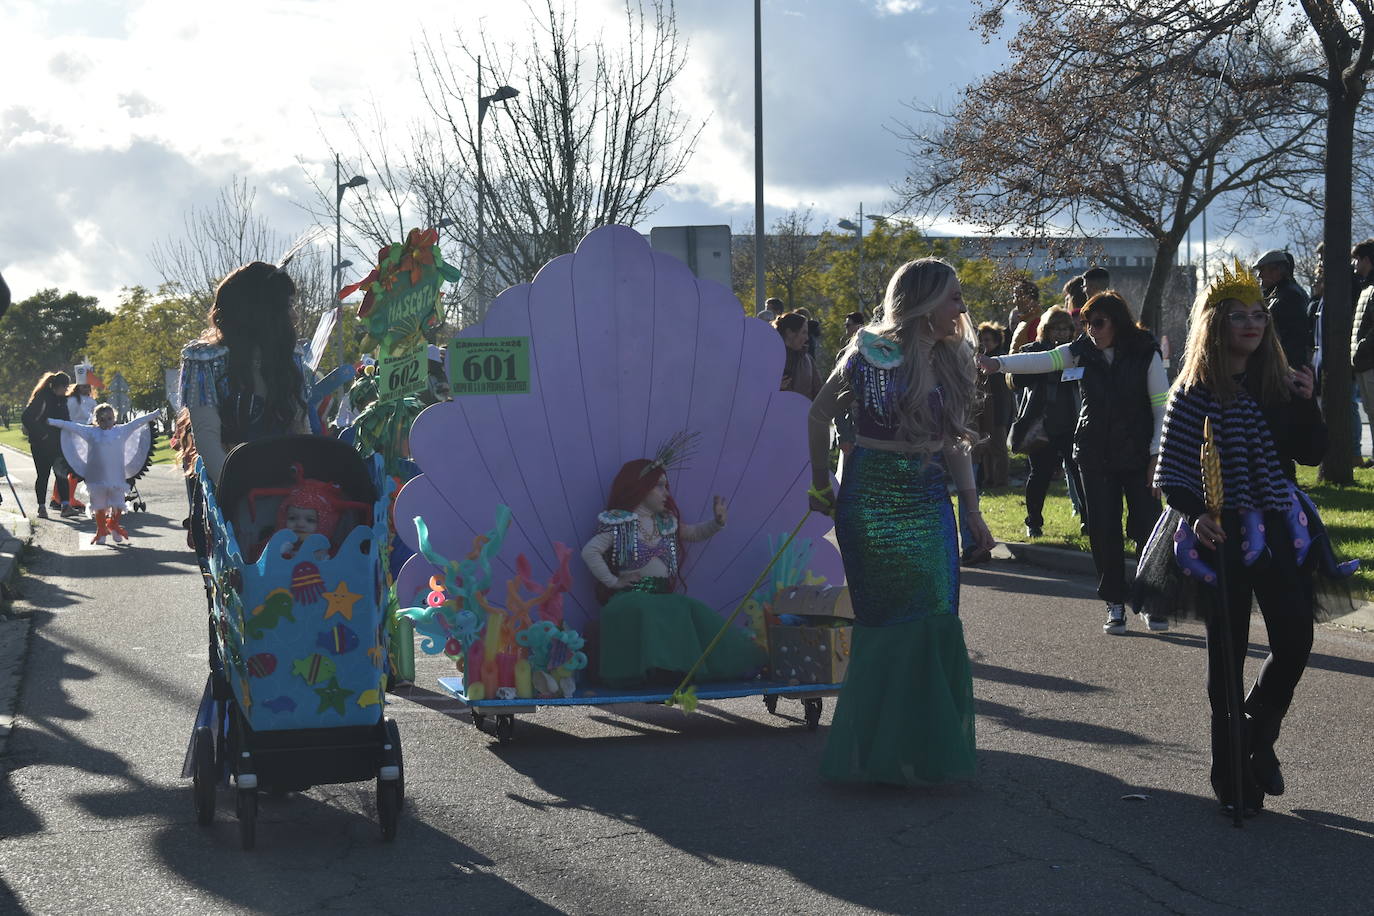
334 155 368 368
475 58 520 318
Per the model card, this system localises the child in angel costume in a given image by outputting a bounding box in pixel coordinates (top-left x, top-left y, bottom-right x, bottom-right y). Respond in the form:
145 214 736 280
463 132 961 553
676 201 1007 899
48 404 158 545
581 436 765 688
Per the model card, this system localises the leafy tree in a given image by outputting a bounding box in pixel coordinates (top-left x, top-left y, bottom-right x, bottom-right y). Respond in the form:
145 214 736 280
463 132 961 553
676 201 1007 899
83 286 205 410
0 289 110 407
731 210 829 316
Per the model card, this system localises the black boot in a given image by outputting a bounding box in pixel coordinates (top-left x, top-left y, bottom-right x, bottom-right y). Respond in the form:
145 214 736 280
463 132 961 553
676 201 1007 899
1246 698 1286 797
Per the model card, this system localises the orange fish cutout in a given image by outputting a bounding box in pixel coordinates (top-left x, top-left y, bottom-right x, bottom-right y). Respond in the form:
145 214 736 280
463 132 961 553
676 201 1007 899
322 581 361 621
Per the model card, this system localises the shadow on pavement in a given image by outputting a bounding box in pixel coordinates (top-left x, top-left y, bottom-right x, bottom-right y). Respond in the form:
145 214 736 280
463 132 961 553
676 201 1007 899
490 736 1374 913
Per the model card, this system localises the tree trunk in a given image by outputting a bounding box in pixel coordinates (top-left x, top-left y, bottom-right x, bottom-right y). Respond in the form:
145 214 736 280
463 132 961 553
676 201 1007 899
1141 235 1181 334
1320 77 1358 485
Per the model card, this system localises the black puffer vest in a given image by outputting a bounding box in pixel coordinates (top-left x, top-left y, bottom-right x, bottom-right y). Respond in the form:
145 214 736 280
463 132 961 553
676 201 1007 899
1069 331 1159 472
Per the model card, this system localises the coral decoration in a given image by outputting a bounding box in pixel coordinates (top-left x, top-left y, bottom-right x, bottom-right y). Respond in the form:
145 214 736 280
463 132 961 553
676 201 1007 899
397 505 584 700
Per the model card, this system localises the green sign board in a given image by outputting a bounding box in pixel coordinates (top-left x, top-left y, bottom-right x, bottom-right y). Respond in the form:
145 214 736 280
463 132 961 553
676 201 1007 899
376 346 429 402
449 337 531 396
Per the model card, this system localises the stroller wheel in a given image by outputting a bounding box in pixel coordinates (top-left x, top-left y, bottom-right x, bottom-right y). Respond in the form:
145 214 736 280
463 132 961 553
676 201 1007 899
383 717 404 809
192 726 216 826
237 788 257 850
763 695 779 715
470 711 486 732
377 780 401 842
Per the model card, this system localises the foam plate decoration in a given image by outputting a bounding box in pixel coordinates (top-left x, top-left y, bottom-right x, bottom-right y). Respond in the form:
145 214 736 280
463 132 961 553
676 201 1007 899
394 225 843 634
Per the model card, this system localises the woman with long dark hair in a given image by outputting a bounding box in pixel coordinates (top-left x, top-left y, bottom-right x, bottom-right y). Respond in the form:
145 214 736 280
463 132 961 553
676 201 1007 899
980 291 1168 635
1135 262 1355 816
581 448 761 688
21 371 76 519
808 257 991 786
177 261 309 482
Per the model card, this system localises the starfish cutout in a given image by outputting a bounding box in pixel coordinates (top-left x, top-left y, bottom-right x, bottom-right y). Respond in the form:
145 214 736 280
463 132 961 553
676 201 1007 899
314 677 352 715
322 581 362 621
367 644 384 667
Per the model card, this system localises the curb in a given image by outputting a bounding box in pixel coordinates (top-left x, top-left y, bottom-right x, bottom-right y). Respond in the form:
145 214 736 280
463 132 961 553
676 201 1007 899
0 445 37 756
0 515 33 757
1001 540 1374 631
1000 540 1129 580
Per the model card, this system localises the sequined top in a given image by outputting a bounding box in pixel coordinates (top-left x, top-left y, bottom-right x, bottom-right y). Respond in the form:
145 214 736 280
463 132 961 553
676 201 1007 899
580 510 724 589
808 343 975 492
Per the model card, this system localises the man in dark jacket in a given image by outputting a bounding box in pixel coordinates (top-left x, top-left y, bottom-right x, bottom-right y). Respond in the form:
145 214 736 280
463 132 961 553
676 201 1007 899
1254 250 1311 369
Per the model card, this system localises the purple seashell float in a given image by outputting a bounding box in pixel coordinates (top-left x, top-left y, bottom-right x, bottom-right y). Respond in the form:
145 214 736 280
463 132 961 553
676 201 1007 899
394 225 844 636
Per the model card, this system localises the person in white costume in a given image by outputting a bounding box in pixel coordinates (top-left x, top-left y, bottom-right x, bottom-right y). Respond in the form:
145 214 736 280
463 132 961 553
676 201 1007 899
49 404 158 545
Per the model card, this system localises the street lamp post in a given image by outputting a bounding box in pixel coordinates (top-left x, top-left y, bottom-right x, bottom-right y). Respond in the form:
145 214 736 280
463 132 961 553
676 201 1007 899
475 57 519 319
839 204 887 315
335 154 368 368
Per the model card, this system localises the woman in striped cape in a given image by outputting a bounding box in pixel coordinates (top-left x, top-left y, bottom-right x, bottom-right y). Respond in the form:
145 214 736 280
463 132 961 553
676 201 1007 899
1135 260 1356 816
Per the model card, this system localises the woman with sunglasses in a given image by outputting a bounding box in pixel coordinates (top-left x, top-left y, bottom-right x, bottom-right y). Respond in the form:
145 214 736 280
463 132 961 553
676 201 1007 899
978 291 1167 635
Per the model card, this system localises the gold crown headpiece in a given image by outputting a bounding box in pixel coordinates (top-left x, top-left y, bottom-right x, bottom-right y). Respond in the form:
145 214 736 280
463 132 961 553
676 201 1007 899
1204 257 1264 311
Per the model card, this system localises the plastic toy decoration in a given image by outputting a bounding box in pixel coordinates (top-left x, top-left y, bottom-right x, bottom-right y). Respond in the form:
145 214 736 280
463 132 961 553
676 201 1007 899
392 225 844 638
746 534 828 648
338 226 461 358
196 454 394 732
397 505 584 700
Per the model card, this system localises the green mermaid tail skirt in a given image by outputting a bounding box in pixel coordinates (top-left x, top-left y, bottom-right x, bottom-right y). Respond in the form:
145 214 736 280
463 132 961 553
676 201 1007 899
820 614 976 786
599 591 765 688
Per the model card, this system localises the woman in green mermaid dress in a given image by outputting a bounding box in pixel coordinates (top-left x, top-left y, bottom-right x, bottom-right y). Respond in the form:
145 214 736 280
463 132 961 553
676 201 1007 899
808 257 993 786
582 455 764 688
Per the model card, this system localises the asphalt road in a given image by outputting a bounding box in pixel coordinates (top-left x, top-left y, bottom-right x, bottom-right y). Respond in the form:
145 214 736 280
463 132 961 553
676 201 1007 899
3 457 1374 915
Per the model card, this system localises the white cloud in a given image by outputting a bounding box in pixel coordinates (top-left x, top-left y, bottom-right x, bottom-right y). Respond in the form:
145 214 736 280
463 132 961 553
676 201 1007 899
874 0 928 14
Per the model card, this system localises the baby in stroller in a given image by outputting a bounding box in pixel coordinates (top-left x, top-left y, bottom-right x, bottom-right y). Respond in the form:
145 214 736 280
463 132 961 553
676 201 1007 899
185 435 401 848
245 463 371 562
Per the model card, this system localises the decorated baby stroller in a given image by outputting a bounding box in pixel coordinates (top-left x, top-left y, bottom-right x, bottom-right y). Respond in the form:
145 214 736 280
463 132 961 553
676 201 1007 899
183 435 401 849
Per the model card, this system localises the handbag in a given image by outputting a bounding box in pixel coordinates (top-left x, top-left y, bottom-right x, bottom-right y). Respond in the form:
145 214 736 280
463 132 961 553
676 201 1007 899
1011 414 1050 454
1009 382 1051 454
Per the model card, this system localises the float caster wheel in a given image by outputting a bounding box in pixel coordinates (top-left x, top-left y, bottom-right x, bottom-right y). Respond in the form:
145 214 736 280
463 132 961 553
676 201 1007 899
192 726 216 826
803 698 823 731
763 695 779 715
495 714 515 744
471 711 486 732
236 788 257 851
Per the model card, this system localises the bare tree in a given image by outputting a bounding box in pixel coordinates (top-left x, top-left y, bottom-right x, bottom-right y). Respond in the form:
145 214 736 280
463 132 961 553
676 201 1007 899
306 0 702 328
897 8 1321 334
414 0 702 311
150 176 332 333
967 0 1374 482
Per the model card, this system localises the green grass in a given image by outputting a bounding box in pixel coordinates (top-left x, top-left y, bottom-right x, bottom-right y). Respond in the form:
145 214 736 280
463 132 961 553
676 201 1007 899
977 463 1374 598
0 423 175 465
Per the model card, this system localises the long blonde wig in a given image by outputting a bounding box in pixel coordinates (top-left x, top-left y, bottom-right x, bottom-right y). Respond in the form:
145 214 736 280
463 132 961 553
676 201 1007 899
832 258 977 450
1174 285 1291 406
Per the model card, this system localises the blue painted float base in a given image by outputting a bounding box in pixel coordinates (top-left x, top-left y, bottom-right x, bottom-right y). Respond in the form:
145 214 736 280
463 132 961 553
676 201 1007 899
437 675 842 711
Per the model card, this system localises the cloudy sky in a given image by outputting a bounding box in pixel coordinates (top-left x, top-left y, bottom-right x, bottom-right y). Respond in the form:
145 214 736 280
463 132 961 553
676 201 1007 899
0 0 1230 310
